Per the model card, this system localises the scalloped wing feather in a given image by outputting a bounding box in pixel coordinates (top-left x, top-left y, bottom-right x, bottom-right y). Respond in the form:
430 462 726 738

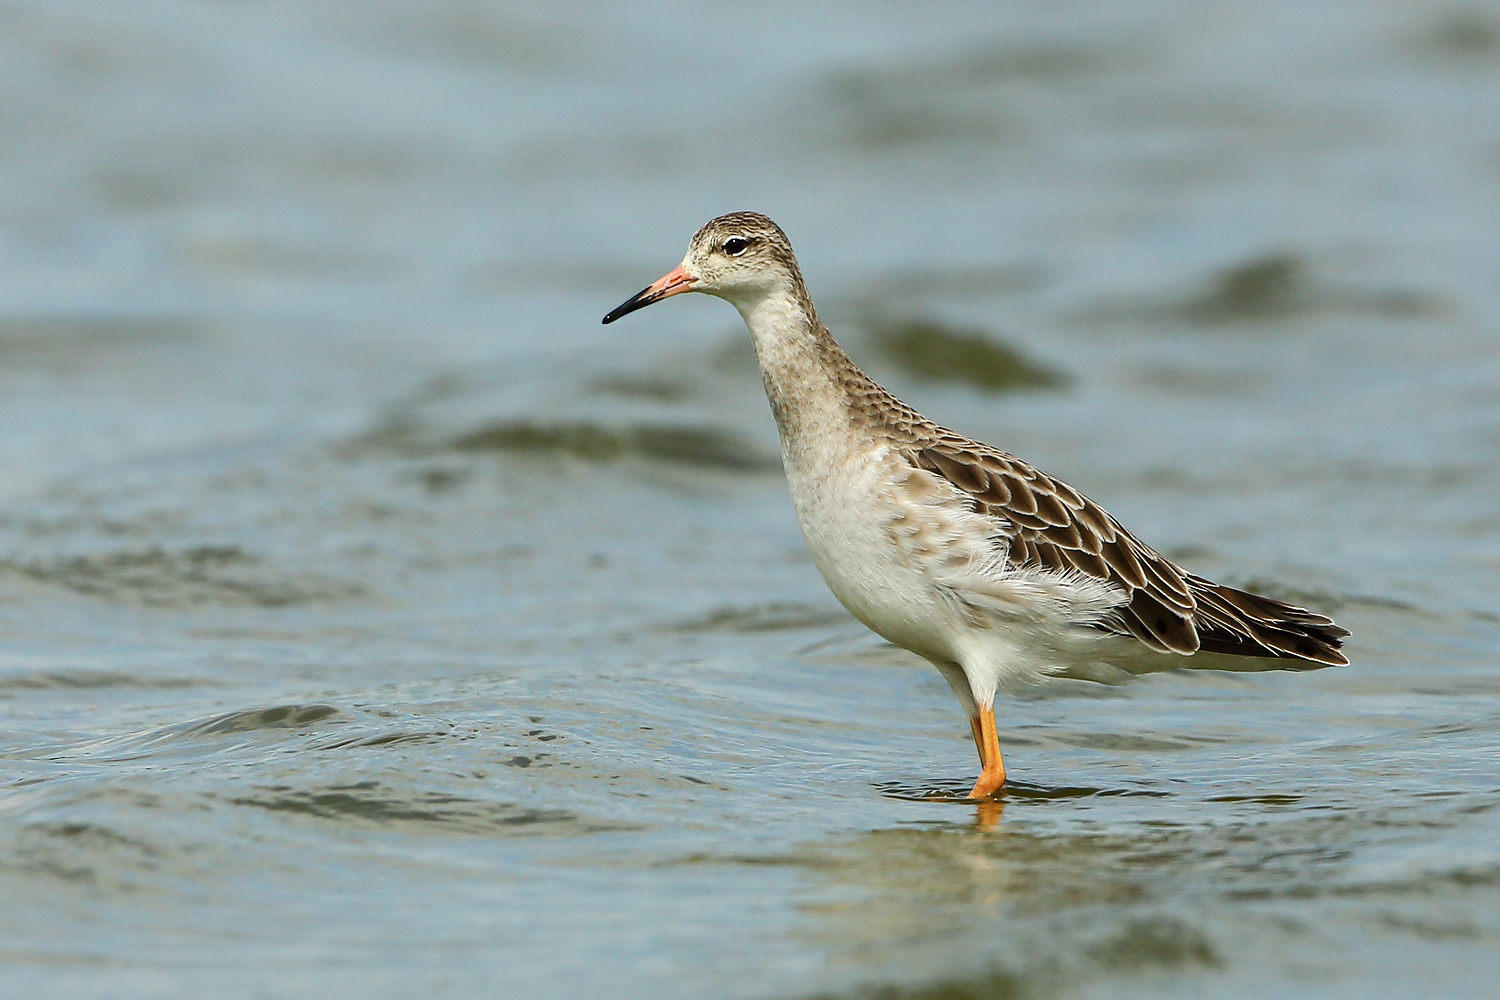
909 440 1349 666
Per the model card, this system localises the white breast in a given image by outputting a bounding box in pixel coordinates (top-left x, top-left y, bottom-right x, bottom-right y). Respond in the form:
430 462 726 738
781 430 980 664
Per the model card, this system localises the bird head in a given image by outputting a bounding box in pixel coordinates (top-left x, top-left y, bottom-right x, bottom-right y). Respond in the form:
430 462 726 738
603 212 799 324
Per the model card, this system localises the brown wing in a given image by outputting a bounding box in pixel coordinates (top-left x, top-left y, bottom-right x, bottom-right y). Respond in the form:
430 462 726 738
911 439 1349 666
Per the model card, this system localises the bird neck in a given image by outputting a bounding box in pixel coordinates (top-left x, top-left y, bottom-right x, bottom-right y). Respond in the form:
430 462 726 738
732 284 862 448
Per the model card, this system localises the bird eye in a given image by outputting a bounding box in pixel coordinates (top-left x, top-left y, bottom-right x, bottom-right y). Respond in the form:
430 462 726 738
722 237 750 256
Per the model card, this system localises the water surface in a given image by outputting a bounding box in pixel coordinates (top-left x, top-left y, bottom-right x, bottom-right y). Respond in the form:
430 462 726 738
2 2 1499 998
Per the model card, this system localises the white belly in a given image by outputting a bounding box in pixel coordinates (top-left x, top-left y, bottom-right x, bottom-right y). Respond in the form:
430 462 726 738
782 443 967 664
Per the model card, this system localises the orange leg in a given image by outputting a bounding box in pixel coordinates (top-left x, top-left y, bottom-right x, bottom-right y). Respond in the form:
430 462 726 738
966 705 1006 800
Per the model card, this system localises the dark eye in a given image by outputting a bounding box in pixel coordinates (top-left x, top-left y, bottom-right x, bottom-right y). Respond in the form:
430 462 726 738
722 237 750 256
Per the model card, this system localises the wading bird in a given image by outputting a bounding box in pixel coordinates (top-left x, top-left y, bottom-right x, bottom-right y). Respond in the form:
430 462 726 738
604 212 1348 799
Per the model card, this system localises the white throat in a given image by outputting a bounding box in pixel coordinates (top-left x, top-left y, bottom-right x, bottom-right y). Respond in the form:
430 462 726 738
711 281 857 461
728 284 809 358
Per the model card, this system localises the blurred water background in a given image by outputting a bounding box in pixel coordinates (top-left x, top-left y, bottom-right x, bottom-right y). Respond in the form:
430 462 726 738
2 2 1500 997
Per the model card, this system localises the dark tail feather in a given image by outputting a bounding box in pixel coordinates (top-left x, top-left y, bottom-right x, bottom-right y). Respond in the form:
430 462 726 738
1188 576 1349 666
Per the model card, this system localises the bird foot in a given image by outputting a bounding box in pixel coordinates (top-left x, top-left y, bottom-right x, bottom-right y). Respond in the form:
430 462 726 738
966 767 1006 801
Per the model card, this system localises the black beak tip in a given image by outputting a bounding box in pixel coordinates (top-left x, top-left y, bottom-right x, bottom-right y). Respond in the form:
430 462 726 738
602 287 655 325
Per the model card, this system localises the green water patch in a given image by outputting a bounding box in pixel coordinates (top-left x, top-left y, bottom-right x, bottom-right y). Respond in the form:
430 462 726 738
586 373 696 403
1417 7 1500 61
228 781 639 837
0 546 366 608
803 914 1219 999
666 601 852 633
0 669 200 690
6 817 171 887
450 419 779 472
1176 254 1308 323
0 315 203 357
1085 252 1447 327
36 704 346 766
182 704 340 736
814 37 1146 151
866 317 1069 392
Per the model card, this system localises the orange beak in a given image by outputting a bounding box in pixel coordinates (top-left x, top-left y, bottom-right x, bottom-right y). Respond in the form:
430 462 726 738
602 264 697 324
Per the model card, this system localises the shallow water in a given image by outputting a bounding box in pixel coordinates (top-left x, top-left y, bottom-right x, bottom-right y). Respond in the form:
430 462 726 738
3 2 1500 997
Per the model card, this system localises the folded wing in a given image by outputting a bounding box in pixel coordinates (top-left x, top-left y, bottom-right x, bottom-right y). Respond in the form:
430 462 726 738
910 440 1349 666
